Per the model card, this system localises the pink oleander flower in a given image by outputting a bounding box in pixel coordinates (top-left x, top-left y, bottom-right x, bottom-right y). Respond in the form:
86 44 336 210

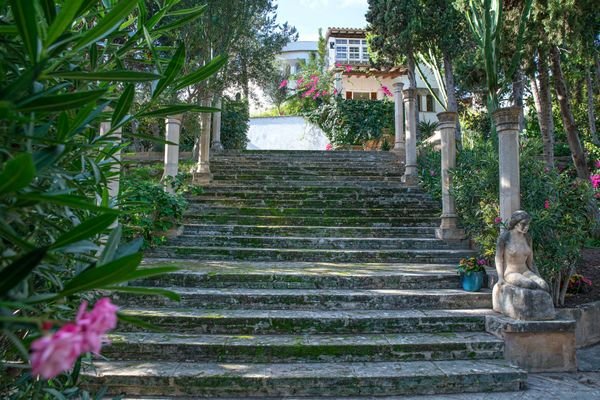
335 62 342 68
591 174 600 189
494 217 503 225
595 160 600 169
321 90 328 96
325 143 333 151
31 323 83 380
544 199 550 209
380 85 392 97
30 298 119 380
310 74 319 82
333 88 339 95
278 79 288 89
344 65 352 73
296 77 304 86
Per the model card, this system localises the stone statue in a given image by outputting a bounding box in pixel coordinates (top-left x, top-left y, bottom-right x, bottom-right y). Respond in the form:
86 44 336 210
493 210 555 320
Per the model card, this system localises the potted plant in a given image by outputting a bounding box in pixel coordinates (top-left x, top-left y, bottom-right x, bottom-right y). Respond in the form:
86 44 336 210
457 257 488 292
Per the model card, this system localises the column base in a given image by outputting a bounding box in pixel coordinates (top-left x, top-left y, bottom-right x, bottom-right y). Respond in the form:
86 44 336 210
193 171 213 185
435 227 466 242
402 173 419 186
211 141 224 152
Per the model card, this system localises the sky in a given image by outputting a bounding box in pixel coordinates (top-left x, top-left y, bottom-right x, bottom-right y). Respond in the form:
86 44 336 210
276 0 369 42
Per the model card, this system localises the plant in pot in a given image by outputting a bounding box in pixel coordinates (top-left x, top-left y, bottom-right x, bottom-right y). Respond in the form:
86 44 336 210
457 257 488 292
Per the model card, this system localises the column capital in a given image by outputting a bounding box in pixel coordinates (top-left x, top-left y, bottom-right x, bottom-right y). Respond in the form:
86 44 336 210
166 114 183 125
493 107 521 134
402 88 417 101
436 111 458 130
393 82 404 92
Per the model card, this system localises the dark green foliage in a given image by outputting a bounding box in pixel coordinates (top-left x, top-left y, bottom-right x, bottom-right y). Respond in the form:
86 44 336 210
417 145 442 202
221 98 250 150
305 98 394 146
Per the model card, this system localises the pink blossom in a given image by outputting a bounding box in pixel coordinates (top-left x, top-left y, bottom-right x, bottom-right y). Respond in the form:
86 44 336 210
477 258 487 266
321 90 329 96
31 324 83 380
335 62 342 68
344 65 353 73
380 85 392 97
325 143 333 151
76 298 118 353
494 217 503 225
544 200 550 209
278 79 288 89
595 192 600 199
590 174 600 189
310 74 319 82
333 88 339 95
296 77 304 86
595 160 600 169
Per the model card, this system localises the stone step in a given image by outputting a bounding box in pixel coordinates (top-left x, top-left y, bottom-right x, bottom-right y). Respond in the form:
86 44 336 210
115 287 491 310
147 246 473 263
181 225 438 238
183 215 440 227
168 235 463 250
212 175 405 182
184 206 440 218
201 186 426 196
191 192 434 203
83 359 526 397
210 181 411 188
188 198 439 208
209 168 405 176
117 308 494 334
212 150 398 158
136 261 462 290
105 331 504 363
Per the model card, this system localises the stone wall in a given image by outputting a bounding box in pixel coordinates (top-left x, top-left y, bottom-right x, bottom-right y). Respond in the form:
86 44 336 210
557 301 600 348
248 116 329 150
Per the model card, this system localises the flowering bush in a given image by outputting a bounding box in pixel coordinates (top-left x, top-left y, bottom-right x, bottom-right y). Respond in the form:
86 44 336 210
567 274 593 294
457 257 488 274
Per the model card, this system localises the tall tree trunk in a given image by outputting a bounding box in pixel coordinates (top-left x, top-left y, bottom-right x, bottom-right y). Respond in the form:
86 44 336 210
511 68 525 131
549 46 588 180
531 49 555 168
443 51 461 145
407 50 420 138
586 69 600 145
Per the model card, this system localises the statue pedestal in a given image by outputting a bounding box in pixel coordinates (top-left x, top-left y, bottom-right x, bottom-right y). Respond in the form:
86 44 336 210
492 282 555 320
486 314 577 372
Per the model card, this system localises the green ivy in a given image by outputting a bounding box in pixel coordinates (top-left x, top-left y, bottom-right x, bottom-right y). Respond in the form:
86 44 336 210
221 97 250 150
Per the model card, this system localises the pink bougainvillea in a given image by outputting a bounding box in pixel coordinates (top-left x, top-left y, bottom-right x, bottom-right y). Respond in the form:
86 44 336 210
494 217 503 225
344 65 353 73
30 298 119 380
325 143 333 151
278 79 288 89
595 160 600 169
590 174 600 189
380 85 393 97
544 199 550 209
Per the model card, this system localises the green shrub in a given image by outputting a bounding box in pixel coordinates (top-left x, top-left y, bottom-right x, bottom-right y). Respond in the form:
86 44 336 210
306 97 394 146
221 98 250 150
417 145 442 202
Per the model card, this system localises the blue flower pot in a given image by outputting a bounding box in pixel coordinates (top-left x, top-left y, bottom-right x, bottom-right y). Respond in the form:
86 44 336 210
460 271 485 292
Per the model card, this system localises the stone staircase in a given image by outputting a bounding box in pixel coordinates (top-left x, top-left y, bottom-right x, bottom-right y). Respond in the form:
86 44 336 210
84 150 526 398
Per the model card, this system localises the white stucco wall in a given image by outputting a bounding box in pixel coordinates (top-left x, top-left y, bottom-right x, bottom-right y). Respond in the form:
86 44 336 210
248 116 329 150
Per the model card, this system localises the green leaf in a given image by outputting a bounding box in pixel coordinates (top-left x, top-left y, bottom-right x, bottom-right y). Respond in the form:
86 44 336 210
45 0 85 47
152 44 185 100
39 0 57 24
0 219 34 251
138 105 219 118
103 286 180 301
0 153 36 194
173 55 227 91
142 26 162 74
33 145 66 170
0 25 18 35
17 89 107 112
0 247 48 296
114 237 143 259
51 214 117 250
60 253 143 297
167 4 207 17
112 84 134 126
74 1 138 51
49 70 162 82
154 5 207 33
98 225 122 266
17 193 118 213
117 312 164 332
9 0 39 62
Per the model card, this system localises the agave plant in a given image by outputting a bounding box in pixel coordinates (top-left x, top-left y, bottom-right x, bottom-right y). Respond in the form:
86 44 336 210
465 0 533 115
0 0 226 396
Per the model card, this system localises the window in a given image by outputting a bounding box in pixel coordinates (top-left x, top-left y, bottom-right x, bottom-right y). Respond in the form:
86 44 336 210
417 95 422 112
361 40 369 61
426 95 434 112
349 46 360 60
335 37 369 63
352 92 371 100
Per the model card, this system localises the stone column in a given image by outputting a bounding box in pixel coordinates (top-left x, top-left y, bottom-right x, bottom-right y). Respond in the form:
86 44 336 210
193 102 213 184
392 82 405 158
211 96 224 152
435 112 465 241
493 107 521 223
99 121 122 202
402 88 418 185
163 114 182 193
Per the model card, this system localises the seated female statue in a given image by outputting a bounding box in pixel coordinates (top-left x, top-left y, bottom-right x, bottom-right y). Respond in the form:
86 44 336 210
495 210 550 292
